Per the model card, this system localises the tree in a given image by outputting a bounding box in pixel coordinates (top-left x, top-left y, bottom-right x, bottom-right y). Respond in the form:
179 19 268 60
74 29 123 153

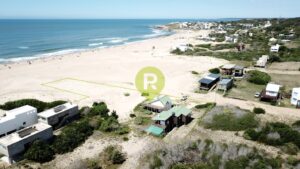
24 140 54 163
247 70 271 85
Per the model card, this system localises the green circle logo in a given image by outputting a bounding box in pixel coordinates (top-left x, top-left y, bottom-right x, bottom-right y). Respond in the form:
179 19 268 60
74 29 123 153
135 66 165 100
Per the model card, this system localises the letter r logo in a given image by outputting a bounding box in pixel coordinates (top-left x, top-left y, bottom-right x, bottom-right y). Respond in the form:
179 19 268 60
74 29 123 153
144 73 158 90
135 66 165 99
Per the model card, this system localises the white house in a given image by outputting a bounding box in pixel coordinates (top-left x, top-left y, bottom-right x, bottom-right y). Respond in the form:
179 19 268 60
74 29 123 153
291 88 300 106
0 122 53 164
270 44 280 52
0 106 38 138
266 83 281 98
38 103 79 129
256 55 269 68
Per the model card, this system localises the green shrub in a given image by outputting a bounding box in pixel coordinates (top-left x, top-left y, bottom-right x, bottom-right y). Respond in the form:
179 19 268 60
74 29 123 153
253 107 266 114
86 159 102 169
281 143 299 155
195 44 211 49
88 102 109 117
150 155 163 169
245 122 300 149
0 99 66 112
24 140 54 163
247 70 271 85
287 156 300 166
52 120 93 154
225 156 249 169
205 112 258 131
134 116 151 125
209 68 220 74
104 146 126 165
195 102 216 109
129 114 136 118
124 93 130 97
191 71 199 75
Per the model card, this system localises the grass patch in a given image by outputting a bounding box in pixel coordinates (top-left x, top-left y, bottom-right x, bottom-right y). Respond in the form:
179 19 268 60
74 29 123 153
134 116 152 125
204 112 258 131
226 79 265 101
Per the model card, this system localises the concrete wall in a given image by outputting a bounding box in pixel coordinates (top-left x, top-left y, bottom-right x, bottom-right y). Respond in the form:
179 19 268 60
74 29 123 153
0 109 38 137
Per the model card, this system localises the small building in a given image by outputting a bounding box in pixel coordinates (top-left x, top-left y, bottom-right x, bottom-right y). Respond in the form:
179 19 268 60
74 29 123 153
291 88 300 106
221 64 236 75
270 44 280 52
221 64 244 77
218 78 234 91
199 74 220 91
234 65 244 77
260 83 281 102
0 106 37 138
148 106 192 135
255 55 269 68
143 95 173 113
0 122 53 164
38 103 79 129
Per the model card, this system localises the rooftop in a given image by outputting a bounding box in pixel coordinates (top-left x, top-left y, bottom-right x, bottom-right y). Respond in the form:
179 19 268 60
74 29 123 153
266 83 281 92
0 122 52 146
148 95 172 107
199 73 220 84
153 106 191 121
145 125 164 136
0 105 36 122
219 78 233 85
38 103 76 118
222 64 236 69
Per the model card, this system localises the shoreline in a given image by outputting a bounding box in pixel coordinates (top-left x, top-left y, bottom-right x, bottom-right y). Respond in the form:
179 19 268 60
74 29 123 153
0 28 173 65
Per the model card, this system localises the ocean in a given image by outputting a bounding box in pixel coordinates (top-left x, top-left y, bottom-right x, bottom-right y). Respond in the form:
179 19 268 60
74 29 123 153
0 19 237 63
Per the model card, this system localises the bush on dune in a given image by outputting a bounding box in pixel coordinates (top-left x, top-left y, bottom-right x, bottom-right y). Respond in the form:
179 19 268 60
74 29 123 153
0 99 66 112
247 70 271 85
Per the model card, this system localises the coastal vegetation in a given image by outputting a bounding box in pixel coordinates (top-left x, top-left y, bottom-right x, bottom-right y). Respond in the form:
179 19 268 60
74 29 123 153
208 67 220 74
171 18 300 62
201 106 259 131
253 107 266 114
244 122 300 154
247 70 271 85
0 99 66 112
141 139 290 169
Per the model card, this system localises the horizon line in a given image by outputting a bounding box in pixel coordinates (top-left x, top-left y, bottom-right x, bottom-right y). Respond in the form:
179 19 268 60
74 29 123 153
0 17 299 20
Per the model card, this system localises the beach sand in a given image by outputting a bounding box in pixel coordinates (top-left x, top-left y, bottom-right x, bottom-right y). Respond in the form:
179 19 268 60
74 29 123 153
0 30 226 121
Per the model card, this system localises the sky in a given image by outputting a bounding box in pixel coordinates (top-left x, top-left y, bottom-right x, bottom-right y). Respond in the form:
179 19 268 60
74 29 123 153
0 0 299 19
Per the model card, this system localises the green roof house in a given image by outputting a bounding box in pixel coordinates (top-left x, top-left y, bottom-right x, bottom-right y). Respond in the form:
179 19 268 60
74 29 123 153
150 106 192 133
144 95 173 113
